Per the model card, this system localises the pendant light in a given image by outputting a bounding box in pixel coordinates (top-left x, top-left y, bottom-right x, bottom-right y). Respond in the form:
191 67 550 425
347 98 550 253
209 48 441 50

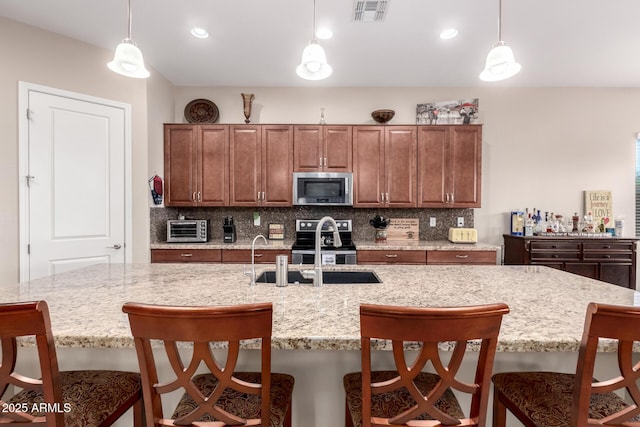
479 0 520 82
296 0 332 80
108 0 150 78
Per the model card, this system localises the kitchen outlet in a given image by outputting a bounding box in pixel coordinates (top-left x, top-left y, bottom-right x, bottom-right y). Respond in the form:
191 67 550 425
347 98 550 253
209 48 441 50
457 217 464 227
253 212 261 226
429 217 436 227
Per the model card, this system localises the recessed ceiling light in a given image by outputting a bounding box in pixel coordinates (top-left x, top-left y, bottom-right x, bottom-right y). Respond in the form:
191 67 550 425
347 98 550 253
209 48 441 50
316 27 333 39
190 27 210 39
439 28 458 40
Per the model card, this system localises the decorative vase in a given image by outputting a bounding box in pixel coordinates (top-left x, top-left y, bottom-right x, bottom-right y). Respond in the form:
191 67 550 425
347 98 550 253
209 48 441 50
374 228 387 243
241 93 255 123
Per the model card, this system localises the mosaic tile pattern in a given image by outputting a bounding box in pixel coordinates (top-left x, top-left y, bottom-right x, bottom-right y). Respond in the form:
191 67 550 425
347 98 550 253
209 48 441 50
150 206 474 244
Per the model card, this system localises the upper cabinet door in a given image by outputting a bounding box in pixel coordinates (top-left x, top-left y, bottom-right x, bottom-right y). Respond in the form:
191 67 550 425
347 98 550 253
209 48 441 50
229 125 261 206
199 125 229 206
293 125 352 172
448 126 481 207
293 126 323 171
164 125 197 207
353 126 385 207
417 126 448 206
417 125 482 208
384 126 417 208
323 126 352 172
262 125 293 206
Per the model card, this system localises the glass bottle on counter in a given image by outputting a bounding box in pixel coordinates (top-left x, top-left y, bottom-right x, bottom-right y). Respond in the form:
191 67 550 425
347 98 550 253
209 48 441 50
524 214 534 236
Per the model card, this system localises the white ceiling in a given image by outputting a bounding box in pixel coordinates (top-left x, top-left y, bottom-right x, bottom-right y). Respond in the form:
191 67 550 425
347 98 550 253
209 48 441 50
2 0 640 88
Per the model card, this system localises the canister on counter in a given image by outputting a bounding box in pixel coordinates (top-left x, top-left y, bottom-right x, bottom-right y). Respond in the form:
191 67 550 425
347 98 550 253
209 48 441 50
275 255 288 287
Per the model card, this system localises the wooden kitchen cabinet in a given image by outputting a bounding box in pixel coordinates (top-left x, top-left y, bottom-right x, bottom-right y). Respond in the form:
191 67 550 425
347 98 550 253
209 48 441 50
164 124 228 206
353 126 417 207
229 125 293 206
426 250 497 265
503 234 638 289
294 125 352 171
417 125 482 208
221 249 291 264
357 250 426 264
151 248 222 263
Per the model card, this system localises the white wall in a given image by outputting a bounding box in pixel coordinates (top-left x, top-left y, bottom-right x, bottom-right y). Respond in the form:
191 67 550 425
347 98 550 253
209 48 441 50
168 87 640 248
0 17 174 285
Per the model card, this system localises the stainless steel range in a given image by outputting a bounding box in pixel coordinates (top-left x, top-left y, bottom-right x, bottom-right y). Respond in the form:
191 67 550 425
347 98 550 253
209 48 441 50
291 219 357 265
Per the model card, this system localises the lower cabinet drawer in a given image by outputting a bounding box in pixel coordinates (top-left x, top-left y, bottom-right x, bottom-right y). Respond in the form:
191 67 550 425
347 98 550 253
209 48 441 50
530 251 581 262
357 250 426 264
221 249 291 264
151 249 222 263
427 250 497 265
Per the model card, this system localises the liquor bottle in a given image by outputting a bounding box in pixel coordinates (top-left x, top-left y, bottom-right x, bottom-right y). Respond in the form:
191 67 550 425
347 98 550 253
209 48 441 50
572 212 580 232
524 214 534 236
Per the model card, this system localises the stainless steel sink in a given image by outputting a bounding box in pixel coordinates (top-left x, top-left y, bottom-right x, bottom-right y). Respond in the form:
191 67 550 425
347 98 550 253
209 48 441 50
255 270 382 284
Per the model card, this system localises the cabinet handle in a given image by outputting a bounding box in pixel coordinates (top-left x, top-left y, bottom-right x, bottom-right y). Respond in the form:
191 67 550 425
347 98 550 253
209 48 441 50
385 254 398 258
604 255 611 259
603 245 611 249
551 254 559 258
455 254 469 259
257 192 261 201
197 191 201 202
192 192 197 202
180 253 193 257
254 253 263 258
324 157 328 167
262 192 265 201
381 193 385 202
386 193 389 202
445 193 450 203
450 192 454 203
320 157 323 167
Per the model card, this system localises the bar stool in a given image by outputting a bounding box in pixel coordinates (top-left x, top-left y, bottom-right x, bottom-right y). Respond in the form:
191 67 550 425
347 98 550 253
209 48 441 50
492 302 640 426
343 302 510 427
0 300 143 426
123 301 294 427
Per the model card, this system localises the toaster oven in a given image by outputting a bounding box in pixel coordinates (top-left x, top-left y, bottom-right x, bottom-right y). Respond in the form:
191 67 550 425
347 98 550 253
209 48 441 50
167 219 209 243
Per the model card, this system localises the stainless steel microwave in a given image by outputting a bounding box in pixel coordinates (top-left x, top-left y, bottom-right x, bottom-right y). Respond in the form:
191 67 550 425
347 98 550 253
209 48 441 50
167 219 208 243
293 172 353 206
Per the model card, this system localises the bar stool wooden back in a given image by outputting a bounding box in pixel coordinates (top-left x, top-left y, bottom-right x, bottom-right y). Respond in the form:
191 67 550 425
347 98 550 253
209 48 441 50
0 300 143 426
123 301 294 427
492 302 640 427
343 302 510 427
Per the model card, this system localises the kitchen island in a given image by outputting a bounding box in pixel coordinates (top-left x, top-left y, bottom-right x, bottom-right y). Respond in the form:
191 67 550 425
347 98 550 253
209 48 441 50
3 263 639 426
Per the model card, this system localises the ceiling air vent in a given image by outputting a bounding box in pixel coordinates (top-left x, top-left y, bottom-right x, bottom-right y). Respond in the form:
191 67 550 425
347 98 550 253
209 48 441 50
353 0 389 23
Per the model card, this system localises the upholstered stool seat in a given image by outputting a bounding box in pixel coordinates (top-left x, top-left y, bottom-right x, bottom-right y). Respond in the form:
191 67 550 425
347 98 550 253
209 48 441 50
8 370 142 427
492 303 640 427
343 370 464 427
492 371 640 426
0 301 143 426
172 372 294 427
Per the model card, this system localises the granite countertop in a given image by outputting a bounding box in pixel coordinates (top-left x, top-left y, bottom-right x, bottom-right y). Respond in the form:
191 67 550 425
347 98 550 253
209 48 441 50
4 263 638 352
150 240 500 251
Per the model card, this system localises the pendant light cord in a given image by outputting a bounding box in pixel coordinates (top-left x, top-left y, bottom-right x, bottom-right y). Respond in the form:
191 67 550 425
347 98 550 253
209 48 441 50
312 0 317 40
497 0 502 42
127 0 133 40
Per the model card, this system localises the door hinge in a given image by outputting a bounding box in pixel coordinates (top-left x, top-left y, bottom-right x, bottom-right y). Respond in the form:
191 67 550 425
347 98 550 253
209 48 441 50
27 244 30 254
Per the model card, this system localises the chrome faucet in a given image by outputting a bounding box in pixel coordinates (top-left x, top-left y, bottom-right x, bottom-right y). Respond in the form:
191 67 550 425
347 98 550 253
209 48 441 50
301 216 342 287
243 234 267 286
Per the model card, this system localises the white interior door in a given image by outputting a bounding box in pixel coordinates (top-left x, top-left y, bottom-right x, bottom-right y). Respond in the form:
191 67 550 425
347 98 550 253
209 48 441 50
19 83 131 281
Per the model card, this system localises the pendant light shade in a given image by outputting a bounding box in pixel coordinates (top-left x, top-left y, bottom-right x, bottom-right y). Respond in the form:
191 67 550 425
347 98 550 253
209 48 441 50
296 40 332 80
297 0 332 80
480 0 520 82
108 0 149 78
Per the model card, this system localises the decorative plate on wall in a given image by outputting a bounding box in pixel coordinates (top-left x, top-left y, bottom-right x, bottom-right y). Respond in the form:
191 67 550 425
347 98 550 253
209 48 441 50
184 98 219 123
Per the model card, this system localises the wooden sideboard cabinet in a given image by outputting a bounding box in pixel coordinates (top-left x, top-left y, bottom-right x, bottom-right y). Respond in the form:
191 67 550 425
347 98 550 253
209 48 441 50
503 234 638 289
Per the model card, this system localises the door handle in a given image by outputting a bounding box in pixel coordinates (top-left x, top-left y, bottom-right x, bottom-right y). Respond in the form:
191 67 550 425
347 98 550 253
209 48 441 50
108 244 122 250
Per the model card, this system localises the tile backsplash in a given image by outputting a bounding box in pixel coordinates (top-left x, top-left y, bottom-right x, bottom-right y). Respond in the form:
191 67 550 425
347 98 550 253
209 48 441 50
151 206 473 243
